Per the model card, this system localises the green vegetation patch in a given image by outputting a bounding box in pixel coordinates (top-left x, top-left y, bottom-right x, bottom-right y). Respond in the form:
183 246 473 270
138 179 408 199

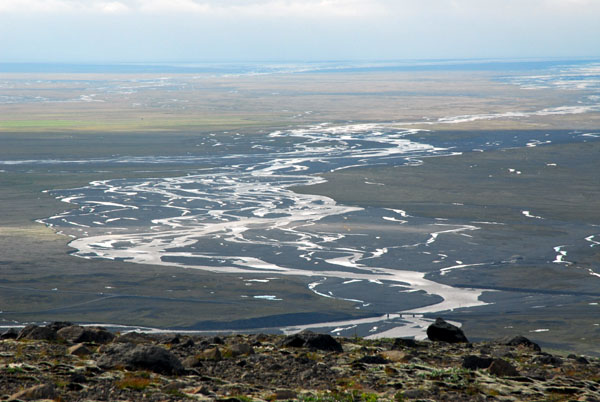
0 120 87 129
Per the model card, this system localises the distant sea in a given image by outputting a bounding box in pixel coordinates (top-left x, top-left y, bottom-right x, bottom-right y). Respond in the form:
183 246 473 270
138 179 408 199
1 58 599 75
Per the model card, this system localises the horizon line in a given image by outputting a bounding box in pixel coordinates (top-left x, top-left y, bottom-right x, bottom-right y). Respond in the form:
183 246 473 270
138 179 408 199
2 56 600 65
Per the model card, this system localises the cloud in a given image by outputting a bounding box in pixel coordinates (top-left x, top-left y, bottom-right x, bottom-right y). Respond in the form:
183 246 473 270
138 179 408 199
212 0 384 18
94 1 130 13
0 0 73 13
1 0 599 18
136 0 210 14
0 0 386 17
0 0 130 14
1 0 598 62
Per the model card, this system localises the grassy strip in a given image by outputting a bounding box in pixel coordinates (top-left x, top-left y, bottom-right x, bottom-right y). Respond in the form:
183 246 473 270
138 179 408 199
0 116 288 132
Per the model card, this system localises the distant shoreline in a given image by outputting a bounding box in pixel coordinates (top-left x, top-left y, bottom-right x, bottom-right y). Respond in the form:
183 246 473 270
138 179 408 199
2 58 598 74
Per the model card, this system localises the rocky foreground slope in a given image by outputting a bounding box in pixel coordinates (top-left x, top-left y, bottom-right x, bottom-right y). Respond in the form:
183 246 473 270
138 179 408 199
1 319 599 401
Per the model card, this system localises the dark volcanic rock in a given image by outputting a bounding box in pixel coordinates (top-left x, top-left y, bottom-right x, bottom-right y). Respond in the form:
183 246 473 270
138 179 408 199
462 355 494 370
69 373 87 384
532 353 563 367
572 355 590 365
0 328 19 340
356 355 389 365
17 324 57 341
58 325 115 344
97 343 184 375
281 331 343 352
489 358 520 377
392 338 420 349
281 334 306 348
498 335 541 352
426 318 469 343
304 333 343 352
212 336 225 345
46 321 73 332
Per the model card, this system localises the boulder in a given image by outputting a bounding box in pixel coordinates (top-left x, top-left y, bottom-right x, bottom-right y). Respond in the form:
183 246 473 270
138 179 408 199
67 382 84 391
97 343 184 375
569 355 589 365
17 325 57 341
392 338 419 349
462 355 494 370
201 347 222 361
229 343 255 357
0 328 19 340
488 358 520 377
70 373 87 384
161 334 181 344
211 336 225 345
46 321 73 331
304 333 342 352
532 353 563 367
498 335 541 352
281 334 306 348
281 331 342 352
58 325 114 344
426 318 468 343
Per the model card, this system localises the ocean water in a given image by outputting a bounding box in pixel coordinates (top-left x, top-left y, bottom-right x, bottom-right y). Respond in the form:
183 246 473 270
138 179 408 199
3 60 600 337
1 58 599 76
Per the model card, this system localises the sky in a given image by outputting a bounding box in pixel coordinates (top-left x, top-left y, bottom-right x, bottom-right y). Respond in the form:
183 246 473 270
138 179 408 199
1 0 599 63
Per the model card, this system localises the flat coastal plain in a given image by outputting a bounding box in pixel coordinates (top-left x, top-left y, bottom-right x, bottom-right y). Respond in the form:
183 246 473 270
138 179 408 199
1 63 599 355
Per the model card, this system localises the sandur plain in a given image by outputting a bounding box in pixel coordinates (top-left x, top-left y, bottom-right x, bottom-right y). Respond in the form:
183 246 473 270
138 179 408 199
1 63 599 355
